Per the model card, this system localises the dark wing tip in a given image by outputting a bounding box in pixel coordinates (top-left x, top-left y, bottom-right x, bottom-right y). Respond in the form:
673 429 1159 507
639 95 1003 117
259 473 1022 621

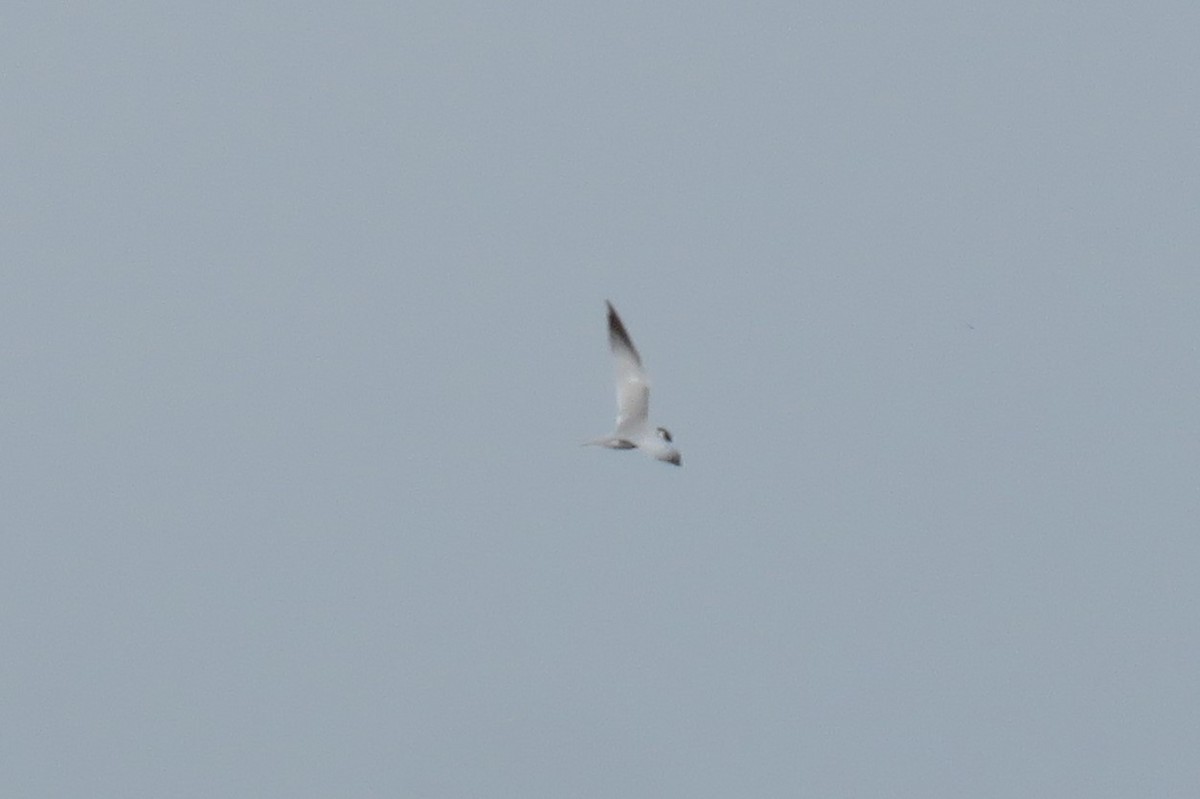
605 301 642 365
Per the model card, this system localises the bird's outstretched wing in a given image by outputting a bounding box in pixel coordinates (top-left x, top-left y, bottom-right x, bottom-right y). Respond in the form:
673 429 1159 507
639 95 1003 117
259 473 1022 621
607 301 650 437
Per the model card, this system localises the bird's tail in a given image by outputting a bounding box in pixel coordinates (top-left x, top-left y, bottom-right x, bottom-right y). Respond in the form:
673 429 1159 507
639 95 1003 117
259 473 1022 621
581 436 636 449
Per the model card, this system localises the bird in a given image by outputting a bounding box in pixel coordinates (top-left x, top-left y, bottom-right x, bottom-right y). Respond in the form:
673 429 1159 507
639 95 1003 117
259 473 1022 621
584 300 682 466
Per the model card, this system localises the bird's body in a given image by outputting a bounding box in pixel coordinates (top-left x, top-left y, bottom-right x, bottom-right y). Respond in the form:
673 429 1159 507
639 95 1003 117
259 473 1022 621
585 301 682 466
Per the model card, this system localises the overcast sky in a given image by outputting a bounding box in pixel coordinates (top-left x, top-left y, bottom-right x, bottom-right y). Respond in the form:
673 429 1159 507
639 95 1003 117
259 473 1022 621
4 2 1199 797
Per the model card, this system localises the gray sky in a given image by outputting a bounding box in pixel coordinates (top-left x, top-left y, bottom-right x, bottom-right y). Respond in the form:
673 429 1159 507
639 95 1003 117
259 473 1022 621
4 2 1198 796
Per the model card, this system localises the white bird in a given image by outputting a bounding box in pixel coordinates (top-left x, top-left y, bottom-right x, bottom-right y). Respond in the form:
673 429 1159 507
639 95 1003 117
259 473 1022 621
584 300 682 466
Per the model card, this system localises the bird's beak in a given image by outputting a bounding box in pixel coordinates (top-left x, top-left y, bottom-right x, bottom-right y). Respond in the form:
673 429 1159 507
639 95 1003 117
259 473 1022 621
667 453 681 466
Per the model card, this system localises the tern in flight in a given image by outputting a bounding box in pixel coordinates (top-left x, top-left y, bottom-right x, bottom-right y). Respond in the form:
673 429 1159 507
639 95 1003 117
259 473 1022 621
584 301 682 466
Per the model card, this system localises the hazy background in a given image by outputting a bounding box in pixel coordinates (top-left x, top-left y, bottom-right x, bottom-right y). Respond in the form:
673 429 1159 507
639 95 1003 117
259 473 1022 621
4 2 1198 796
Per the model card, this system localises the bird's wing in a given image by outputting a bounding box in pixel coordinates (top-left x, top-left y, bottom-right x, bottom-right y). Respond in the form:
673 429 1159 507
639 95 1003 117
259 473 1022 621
607 301 650 436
